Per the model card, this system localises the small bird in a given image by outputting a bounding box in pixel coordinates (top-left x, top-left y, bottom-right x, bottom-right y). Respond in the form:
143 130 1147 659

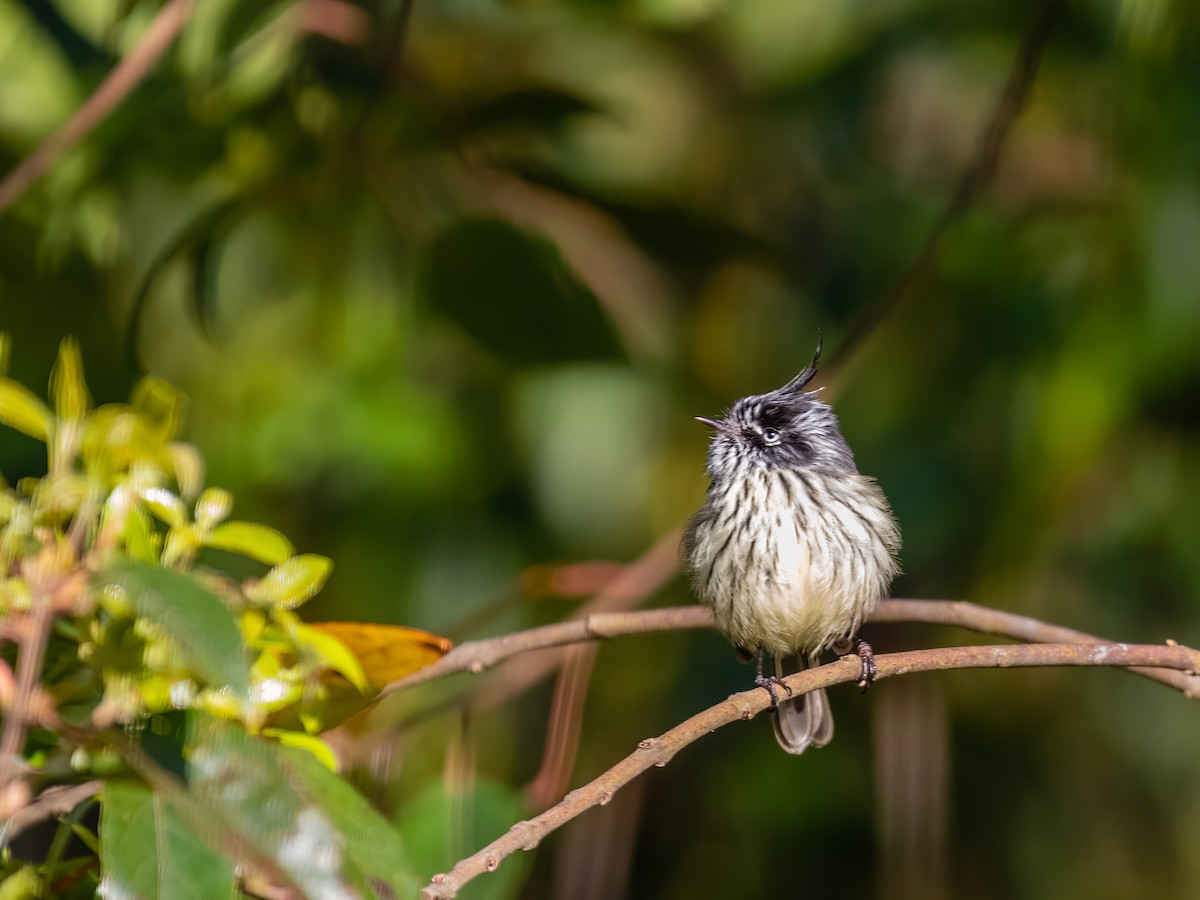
683 338 901 753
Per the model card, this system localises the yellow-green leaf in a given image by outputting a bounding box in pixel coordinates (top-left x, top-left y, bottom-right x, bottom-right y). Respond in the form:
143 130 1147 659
193 487 232 529
0 864 43 900
102 562 250 699
0 491 17 524
50 337 90 421
123 506 159 564
80 404 167 477
0 379 52 441
205 521 293 565
307 621 452 689
291 622 370 694
138 486 187 527
246 555 332 609
130 376 183 441
261 729 338 771
168 442 205 500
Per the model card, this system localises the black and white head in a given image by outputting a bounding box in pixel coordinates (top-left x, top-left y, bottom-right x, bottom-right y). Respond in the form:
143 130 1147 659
697 338 858 479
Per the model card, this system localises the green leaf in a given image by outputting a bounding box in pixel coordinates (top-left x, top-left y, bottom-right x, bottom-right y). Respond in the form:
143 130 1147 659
192 487 232 529
100 781 237 900
123 506 160 564
98 485 159 563
424 218 624 364
130 377 184 441
0 379 52 441
169 443 205 501
138 486 188 528
189 719 417 898
0 865 42 899
261 728 339 770
101 562 250 699
50 337 90 421
205 521 294 565
246 555 332 609
441 86 602 140
290 622 370 694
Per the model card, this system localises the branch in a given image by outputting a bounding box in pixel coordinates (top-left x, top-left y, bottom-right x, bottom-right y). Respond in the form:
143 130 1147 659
421 640 1200 899
376 606 710 697
372 600 1200 699
872 599 1200 697
825 0 1063 393
0 0 195 218
0 595 57 816
1 781 101 842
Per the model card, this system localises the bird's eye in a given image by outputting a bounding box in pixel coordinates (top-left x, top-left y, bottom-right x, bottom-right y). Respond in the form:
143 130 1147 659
762 427 781 444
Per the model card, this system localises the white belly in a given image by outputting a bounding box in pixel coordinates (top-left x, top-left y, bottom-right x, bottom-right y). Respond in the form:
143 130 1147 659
686 468 898 656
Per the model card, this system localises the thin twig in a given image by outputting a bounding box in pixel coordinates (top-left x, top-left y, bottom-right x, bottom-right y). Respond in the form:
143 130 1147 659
0 0 196 218
376 606 709 697
872 598 1199 696
525 645 595 811
825 0 1063 393
421 640 1200 899
349 531 682 704
371 600 1200 699
0 596 56 814
326 531 681 767
0 780 101 843
469 529 682 715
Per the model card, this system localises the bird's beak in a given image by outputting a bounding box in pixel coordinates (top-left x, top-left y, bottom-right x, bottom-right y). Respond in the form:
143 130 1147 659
695 416 733 435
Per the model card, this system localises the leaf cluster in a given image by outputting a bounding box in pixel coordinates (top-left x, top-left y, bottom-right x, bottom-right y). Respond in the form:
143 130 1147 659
0 339 418 897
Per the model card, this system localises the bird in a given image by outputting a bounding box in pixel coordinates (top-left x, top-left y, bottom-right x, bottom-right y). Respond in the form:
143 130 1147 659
683 338 901 753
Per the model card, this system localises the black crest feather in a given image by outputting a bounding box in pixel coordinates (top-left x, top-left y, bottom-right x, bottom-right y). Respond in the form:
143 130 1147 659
778 334 822 395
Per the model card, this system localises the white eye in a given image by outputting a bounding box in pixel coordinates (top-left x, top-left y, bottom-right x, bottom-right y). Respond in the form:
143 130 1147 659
762 427 780 444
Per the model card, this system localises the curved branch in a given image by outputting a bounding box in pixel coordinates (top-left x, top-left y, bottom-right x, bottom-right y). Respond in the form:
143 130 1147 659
1 781 101 842
376 606 711 697
373 600 1200 700
421 640 1200 899
872 599 1199 697
825 0 1063 393
0 0 196 218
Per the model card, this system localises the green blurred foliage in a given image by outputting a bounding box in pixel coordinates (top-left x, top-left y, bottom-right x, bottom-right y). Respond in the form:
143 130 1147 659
3 0 1200 897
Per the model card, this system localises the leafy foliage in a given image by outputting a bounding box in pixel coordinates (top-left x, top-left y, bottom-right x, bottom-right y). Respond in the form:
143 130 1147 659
0 341 440 895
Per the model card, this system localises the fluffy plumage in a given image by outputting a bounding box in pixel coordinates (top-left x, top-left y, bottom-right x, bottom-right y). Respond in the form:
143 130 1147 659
683 344 901 753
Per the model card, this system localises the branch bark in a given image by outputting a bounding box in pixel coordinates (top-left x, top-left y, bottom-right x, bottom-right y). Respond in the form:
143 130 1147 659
421 640 1200 899
1 780 101 842
0 0 196 218
372 600 1200 700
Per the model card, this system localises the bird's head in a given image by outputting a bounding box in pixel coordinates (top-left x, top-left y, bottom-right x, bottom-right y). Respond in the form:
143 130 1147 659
697 337 857 478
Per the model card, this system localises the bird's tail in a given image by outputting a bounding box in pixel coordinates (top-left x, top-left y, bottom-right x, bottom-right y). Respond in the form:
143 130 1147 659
772 653 834 754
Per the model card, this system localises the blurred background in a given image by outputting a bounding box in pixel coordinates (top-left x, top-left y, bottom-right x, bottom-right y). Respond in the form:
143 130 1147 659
3 0 1200 897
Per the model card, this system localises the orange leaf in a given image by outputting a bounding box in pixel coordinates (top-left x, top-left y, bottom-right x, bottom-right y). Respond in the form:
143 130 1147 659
307 622 452 690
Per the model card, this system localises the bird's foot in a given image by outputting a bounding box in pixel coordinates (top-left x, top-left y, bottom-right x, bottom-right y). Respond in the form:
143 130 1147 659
853 638 877 693
752 645 792 709
754 672 793 709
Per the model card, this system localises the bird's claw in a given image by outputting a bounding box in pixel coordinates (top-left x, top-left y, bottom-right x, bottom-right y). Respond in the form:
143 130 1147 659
754 672 793 709
854 638 877 693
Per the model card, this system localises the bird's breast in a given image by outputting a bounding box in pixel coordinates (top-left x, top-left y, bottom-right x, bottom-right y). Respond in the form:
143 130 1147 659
684 467 898 656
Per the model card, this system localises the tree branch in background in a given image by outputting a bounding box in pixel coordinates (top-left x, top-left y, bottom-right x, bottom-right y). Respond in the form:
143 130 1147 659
326 529 682 771
0 595 59 818
825 0 1064 393
1 781 101 843
0 0 196 218
421 640 1200 899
